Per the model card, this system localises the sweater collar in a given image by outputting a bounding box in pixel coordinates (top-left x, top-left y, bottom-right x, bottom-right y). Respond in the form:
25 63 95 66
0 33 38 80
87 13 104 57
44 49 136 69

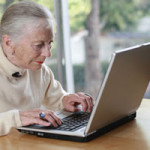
0 46 25 78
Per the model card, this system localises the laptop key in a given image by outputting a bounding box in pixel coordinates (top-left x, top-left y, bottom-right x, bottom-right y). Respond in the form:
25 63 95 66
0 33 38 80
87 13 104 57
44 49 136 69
50 112 90 131
26 112 90 132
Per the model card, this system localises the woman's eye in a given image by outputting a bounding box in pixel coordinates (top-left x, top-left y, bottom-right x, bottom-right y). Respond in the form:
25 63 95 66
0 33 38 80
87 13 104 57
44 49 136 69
33 44 43 50
48 42 52 47
49 40 54 45
36 44 43 48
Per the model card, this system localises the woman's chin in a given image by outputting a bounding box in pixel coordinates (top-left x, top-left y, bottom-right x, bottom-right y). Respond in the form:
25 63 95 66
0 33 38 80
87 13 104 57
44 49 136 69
29 64 43 71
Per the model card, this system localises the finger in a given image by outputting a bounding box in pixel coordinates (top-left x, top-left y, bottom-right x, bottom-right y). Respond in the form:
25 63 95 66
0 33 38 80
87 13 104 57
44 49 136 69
44 115 58 127
78 92 93 102
85 95 94 112
63 94 89 112
68 95 88 112
85 97 93 112
44 111 62 127
20 109 61 127
89 97 94 108
79 98 88 112
20 116 51 126
76 93 93 112
84 93 93 99
48 111 62 125
27 109 59 127
33 118 51 126
63 99 80 112
65 104 77 112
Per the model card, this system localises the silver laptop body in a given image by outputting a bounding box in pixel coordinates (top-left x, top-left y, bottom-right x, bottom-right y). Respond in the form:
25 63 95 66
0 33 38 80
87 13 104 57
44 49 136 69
18 43 150 142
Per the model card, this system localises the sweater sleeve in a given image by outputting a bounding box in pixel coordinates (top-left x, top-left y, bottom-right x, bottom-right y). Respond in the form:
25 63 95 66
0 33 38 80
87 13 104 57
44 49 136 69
0 109 22 136
42 66 69 111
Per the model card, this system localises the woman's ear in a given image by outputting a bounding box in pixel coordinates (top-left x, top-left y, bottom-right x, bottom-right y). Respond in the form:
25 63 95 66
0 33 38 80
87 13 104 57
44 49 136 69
2 35 15 55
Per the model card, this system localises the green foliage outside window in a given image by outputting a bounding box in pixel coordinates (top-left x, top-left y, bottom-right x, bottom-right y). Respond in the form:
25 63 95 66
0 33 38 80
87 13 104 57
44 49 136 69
1 0 150 34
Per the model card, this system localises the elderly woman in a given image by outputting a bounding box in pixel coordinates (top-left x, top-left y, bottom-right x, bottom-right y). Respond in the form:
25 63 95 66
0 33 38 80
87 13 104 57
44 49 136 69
0 1 93 136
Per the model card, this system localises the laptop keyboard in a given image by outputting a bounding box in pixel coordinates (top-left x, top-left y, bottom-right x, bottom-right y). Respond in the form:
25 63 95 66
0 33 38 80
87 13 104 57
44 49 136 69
51 112 90 131
26 112 90 132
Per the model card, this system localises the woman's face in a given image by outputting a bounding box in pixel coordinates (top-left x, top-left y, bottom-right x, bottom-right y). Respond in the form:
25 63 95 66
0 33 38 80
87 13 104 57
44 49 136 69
12 20 54 70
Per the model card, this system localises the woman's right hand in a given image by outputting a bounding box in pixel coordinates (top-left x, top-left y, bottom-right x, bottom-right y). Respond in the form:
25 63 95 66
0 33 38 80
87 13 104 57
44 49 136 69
19 108 62 127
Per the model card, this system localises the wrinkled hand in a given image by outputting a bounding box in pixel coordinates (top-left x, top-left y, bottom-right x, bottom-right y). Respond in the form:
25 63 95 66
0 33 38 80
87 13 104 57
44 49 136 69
62 92 94 113
19 108 62 127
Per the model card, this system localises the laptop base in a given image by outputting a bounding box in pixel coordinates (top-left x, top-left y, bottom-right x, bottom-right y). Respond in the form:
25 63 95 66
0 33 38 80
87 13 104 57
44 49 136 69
18 112 136 142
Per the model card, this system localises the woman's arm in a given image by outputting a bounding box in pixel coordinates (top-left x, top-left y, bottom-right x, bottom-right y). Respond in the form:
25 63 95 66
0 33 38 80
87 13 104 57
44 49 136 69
0 110 21 136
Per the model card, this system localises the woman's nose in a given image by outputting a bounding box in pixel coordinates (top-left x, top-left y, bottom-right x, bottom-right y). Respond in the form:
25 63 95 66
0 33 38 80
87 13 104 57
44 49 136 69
42 45 51 57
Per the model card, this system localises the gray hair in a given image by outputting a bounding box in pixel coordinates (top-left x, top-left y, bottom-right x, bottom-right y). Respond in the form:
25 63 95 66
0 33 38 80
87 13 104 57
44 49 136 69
0 1 54 42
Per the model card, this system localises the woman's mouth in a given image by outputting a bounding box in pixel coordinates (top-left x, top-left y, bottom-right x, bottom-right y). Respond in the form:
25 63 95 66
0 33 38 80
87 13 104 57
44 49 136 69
35 61 44 64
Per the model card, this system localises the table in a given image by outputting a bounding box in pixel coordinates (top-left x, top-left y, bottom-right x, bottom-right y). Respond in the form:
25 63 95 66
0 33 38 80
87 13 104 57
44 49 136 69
0 99 150 150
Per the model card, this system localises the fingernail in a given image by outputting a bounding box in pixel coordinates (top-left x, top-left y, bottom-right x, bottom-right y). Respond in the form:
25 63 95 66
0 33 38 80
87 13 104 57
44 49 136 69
47 122 51 126
59 120 62 125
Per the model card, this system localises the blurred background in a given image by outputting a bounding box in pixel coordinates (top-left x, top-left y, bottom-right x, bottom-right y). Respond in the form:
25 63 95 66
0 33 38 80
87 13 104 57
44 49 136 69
1 0 150 99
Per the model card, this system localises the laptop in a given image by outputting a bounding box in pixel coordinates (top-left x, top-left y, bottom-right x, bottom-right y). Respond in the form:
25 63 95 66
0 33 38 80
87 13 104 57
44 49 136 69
17 43 150 142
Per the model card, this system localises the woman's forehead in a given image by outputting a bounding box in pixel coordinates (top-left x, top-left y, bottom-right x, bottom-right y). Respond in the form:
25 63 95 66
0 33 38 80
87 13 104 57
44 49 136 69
21 21 54 42
25 18 53 31
34 18 53 29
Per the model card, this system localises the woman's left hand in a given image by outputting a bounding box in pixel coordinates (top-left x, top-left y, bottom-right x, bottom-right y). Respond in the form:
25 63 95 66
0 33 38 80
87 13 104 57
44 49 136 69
19 108 62 127
62 92 94 113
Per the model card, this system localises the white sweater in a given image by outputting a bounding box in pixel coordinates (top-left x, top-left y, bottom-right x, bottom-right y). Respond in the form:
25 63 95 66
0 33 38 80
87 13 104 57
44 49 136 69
0 46 68 136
